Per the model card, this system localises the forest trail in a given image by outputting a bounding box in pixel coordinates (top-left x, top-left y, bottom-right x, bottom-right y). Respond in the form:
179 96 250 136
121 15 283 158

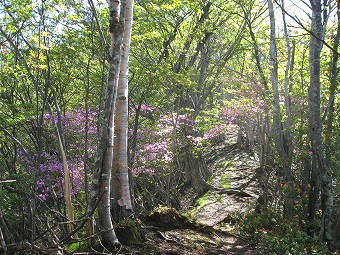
189 129 260 254
193 132 260 227
120 130 261 255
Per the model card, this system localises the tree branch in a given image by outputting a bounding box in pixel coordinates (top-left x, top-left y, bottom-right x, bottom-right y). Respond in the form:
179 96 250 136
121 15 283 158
274 0 340 57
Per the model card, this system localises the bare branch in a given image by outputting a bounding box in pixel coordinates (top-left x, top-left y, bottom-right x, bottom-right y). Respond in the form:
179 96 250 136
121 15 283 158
274 0 340 56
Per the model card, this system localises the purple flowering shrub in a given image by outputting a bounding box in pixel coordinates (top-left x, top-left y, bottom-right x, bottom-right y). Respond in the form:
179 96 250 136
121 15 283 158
18 109 97 201
131 100 262 208
221 77 265 121
218 78 266 148
130 110 204 208
202 123 239 143
131 108 236 176
221 97 264 124
131 112 184 175
132 78 266 178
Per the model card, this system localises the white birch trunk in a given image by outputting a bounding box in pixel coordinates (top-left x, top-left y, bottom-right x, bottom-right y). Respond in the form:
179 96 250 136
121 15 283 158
88 0 127 249
113 0 134 213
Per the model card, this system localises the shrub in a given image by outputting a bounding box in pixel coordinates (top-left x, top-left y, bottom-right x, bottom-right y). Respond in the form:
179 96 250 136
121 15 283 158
240 208 331 255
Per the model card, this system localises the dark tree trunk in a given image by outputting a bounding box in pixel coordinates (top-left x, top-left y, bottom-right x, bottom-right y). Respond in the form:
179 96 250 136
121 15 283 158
308 0 334 246
325 0 340 160
179 145 210 197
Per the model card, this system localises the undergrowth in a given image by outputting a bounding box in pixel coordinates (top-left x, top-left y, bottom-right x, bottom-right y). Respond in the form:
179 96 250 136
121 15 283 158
238 207 332 255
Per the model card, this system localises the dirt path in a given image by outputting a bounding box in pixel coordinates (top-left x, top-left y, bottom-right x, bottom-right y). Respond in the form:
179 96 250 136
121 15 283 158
193 143 260 226
188 130 260 254
116 130 260 255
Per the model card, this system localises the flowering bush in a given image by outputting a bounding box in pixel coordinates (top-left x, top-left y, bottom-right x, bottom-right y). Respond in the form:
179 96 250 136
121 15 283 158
18 109 97 200
131 111 205 174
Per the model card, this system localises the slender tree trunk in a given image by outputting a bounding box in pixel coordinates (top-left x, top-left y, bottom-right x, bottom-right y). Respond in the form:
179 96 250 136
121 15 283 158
243 5 272 204
112 0 134 222
88 0 127 249
46 90 76 235
56 122 75 234
173 2 212 74
84 13 97 244
281 0 294 161
129 103 142 169
268 0 294 219
325 0 340 160
333 211 340 250
326 1 340 250
45 43 76 235
308 0 333 246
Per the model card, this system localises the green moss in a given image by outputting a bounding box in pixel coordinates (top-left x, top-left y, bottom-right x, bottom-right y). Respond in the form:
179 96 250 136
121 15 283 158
216 194 224 203
146 206 201 229
152 205 177 214
206 175 213 185
181 212 199 225
222 160 233 168
220 173 231 189
194 192 210 208
115 219 145 245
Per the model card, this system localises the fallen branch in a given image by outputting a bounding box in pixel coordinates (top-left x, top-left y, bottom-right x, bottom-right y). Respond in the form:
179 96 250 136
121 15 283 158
0 241 63 255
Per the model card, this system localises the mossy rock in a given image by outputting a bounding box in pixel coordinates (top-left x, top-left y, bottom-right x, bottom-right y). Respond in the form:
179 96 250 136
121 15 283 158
145 206 200 230
115 219 145 245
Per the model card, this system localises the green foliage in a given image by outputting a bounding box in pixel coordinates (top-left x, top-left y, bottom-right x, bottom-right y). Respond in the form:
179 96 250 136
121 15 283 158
206 175 213 185
255 232 329 255
196 108 224 135
222 161 233 168
240 208 331 255
65 241 89 253
0 0 339 251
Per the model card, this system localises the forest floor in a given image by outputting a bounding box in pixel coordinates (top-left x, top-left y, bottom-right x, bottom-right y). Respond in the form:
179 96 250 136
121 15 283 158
112 130 261 255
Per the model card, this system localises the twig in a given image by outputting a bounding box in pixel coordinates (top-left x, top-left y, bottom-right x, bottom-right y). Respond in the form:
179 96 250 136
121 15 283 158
0 180 16 184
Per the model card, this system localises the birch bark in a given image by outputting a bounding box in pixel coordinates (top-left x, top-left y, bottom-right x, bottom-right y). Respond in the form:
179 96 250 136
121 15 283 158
87 0 127 249
112 0 134 221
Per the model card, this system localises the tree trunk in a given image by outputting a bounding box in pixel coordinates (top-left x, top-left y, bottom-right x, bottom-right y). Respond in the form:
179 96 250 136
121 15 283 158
112 0 134 222
45 48 76 236
268 0 294 219
88 0 127 249
333 211 340 251
179 144 210 197
326 1 340 250
325 0 340 160
308 0 334 246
